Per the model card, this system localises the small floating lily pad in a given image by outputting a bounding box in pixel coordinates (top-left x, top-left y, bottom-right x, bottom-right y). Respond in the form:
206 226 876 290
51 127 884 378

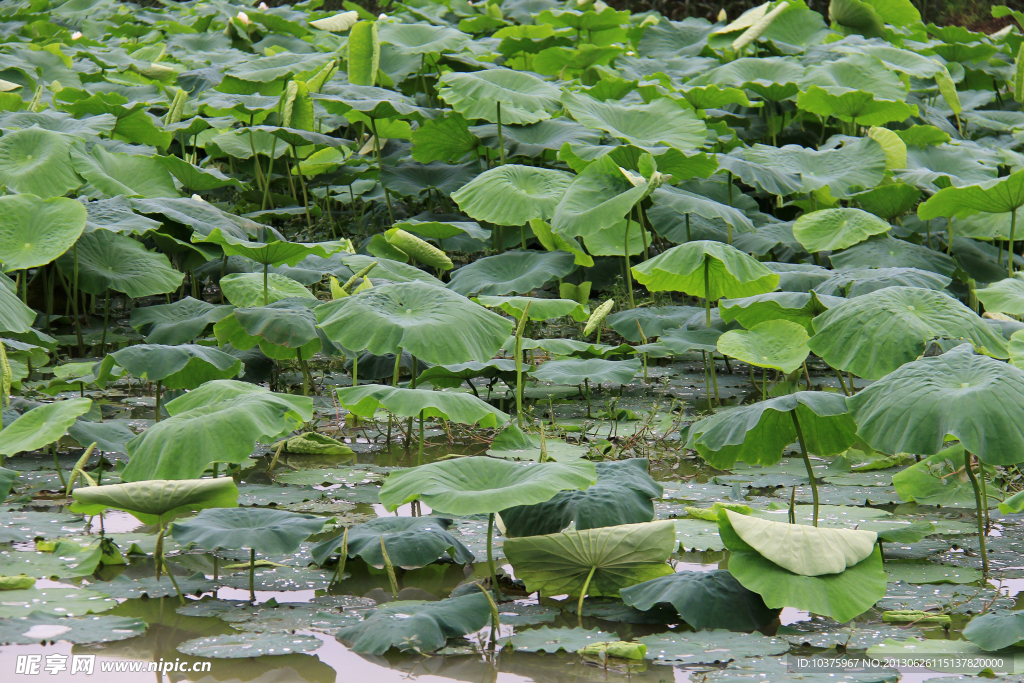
500 626 616 653
637 629 789 663
0 613 145 645
93 572 216 599
177 632 323 658
884 562 983 585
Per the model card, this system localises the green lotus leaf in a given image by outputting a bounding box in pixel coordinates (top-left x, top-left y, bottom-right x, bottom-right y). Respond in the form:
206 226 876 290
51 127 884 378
659 327 722 353
172 507 324 555
0 194 86 272
378 22 469 55
582 219 650 257
808 287 1008 380
378 457 596 515
631 240 779 298
719 511 887 623
312 517 473 569
531 358 640 386
848 344 1024 465
0 397 92 457
606 306 703 342
337 253 443 286
0 127 81 197
315 84 432 121
220 273 315 307
813 267 951 297
176 632 322 658
70 478 239 526
81 196 161 236
0 612 145 645
829 236 957 277
395 217 488 241
503 521 676 598
620 570 778 631
130 297 235 345
919 168 1024 220
438 69 562 125
686 391 858 470
853 183 921 221
499 626 616 653
195 230 347 268
637 629 788 664
335 594 491 655
717 320 810 374
317 281 512 363
215 298 327 360
976 276 1024 315
336 385 509 428
725 510 877 576
121 381 313 481
561 91 705 150
705 56 804 102
96 344 242 390
446 249 575 297
0 282 37 334
156 155 245 191
471 117 602 158
551 155 654 237
499 459 662 537
963 611 1024 652
650 185 755 237
891 445 995 508
451 165 572 226
743 138 886 198
719 292 841 333
797 87 915 127
415 360 517 390
55 230 183 298
69 143 177 198
793 208 891 253
476 295 589 322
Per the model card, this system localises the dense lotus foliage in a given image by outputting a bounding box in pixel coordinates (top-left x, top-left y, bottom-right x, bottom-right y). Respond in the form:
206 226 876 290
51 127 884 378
4 0 1024 679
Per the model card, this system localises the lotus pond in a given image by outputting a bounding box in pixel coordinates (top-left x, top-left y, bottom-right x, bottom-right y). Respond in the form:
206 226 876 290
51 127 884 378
5 0 1024 681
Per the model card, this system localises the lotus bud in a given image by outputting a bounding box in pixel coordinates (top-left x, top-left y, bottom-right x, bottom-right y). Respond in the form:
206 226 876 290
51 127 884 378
258 1 268 8
191 194 205 202
378 13 388 20
71 31 83 40
717 8 727 22
237 11 251 24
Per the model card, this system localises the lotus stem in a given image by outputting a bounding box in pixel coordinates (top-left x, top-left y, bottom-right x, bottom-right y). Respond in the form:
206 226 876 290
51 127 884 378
791 411 818 527
584 377 592 418
71 243 84 356
496 101 506 166
51 444 66 489
261 134 277 211
155 517 165 581
248 118 265 193
964 450 989 574
380 535 400 598
213 556 218 580
418 410 424 464
514 303 531 428
636 204 650 261
154 379 163 422
249 548 257 602
1009 208 1017 278
166 564 185 606
487 512 499 602
981 470 991 533
833 368 850 396
291 144 313 230
788 485 796 524
369 118 395 226
331 527 348 586
392 349 402 387
623 217 635 309
476 580 501 635
802 362 812 390
297 346 310 396
577 565 597 628
100 289 110 355
538 422 548 463
703 258 720 405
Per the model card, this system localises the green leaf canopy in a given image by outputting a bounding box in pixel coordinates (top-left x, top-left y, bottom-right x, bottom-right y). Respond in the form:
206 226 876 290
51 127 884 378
446 250 575 297
808 287 1009 379
918 168 1024 220
0 398 92 457
311 517 474 569
551 155 654 237
121 381 313 481
631 240 779 298
716 320 810 374
220 273 316 307
56 230 183 297
793 208 891 253
503 521 677 598
172 507 324 554
215 298 330 361
335 385 509 428
530 358 640 385
0 194 86 272
499 458 662 537
70 478 239 526
438 69 562 125
718 511 887 623
719 292 841 333
96 344 242 390
561 91 706 150
620 570 779 631
451 165 573 226
335 594 491 655
378 457 596 515
685 392 858 470
316 282 512 364
129 297 234 345
847 344 1024 465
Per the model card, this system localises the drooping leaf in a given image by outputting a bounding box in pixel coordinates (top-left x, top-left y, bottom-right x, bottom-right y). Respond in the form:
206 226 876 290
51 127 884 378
717 320 809 374
70 478 239 526
561 91 705 150
336 385 509 428
530 358 640 386
335 594 491 655
632 240 779 298
446 250 575 297
438 69 562 125
56 230 183 297
220 273 316 307
0 398 92 457
620 570 778 631
96 344 242 390
172 507 324 554
793 208 891 253
312 517 474 569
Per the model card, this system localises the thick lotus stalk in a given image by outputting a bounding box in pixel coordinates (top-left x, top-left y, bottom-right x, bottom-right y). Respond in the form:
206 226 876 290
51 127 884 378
732 2 789 53
964 451 989 573
0 341 10 410
514 301 531 428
